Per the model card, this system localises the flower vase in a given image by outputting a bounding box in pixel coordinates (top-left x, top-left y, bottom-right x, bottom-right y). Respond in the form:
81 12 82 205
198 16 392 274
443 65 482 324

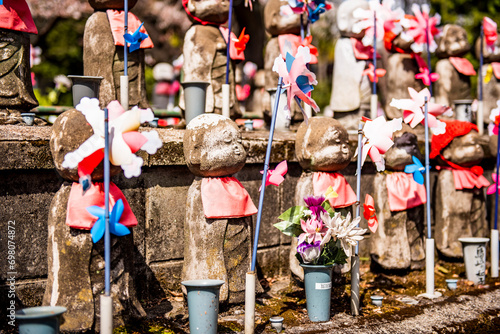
181 279 225 334
181 81 210 125
300 264 333 322
16 306 67 334
459 237 489 285
67 75 103 107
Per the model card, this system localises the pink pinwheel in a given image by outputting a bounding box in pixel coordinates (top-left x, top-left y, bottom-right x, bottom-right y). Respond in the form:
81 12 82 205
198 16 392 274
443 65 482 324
401 4 441 53
415 67 439 86
488 173 500 195
272 46 319 117
488 101 500 135
362 63 386 83
363 194 378 233
483 17 498 51
260 160 288 191
390 87 452 135
358 116 402 171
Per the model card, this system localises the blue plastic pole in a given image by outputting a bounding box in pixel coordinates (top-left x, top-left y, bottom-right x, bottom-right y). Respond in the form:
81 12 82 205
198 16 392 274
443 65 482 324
495 131 500 230
479 25 484 102
424 97 432 239
225 0 234 85
250 77 283 272
355 123 363 255
425 14 432 97
104 107 111 296
372 11 377 95
124 0 128 77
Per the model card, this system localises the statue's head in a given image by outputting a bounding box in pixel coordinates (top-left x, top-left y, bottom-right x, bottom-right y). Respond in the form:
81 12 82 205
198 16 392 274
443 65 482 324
183 0 230 25
384 128 423 171
436 24 470 58
337 0 369 39
89 0 137 10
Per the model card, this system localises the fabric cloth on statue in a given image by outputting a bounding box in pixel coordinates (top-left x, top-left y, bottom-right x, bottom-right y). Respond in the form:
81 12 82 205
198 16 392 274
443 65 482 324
106 10 154 49
436 166 490 190
278 34 318 64
492 62 500 80
312 172 356 208
386 172 426 211
0 0 37 34
449 57 477 76
201 177 257 218
430 120 478 159
66 182 138 229
351 38 380 60
219 27 245 61
155 81 180 96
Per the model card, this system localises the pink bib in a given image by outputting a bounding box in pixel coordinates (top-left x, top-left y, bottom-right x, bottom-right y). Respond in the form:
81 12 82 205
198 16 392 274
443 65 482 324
312 172 356 208
106 10 154 49
0 0 37 34
201 177 257 219
492 62 500 80
66 182 137 229
451 169 490 190
449 57 477 76
386 172 426 212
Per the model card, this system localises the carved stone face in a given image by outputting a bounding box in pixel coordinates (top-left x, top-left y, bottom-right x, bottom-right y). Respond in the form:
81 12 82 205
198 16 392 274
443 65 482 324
186 0 230 25
88 0 137 10
436 24 470 58
295 117 351 172
337 0 369 39
184 114 246 177
442 131 484 166
385 132 423 171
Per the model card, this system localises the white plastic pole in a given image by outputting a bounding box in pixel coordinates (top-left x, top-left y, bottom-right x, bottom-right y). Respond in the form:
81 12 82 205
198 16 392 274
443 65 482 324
120 76 129 110
304 103 312 119
370 94 378 119
350 255 360 316
100 295 113 334
244 272 256 334
222 84 231 118
492 229 499 278
478 100 484 135
425 238 435 296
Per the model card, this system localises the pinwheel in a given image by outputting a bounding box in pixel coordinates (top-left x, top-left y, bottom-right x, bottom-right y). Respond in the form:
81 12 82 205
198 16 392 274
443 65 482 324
488 101 500 135
87 199 130 243
358 116 402 171
363 194 378 233
123 22 149 52
306 0 331 23
260 160 288 190
279 35 318 64
390 87 452 135
483 17 498 52
400 4 441 53
287 0 306 14
62 98 162 183
404 156 426 185
272 46 319 119
415 67 439 86
233 27 250 55
362 63 386 83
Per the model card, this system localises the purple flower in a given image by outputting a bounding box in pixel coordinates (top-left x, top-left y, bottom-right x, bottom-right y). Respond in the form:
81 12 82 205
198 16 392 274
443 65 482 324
297 240 321 264
303 195 326 217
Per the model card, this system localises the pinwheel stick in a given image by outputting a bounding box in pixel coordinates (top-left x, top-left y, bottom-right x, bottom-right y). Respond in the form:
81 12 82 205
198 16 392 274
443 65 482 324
425 14 433 97
245 77 284 334
101 107 113 334
121 0 129 109
478 25 484 134
495 130 500 230
351 123 363 316
225 0 234 85
370 11 378 120
493 130 500 278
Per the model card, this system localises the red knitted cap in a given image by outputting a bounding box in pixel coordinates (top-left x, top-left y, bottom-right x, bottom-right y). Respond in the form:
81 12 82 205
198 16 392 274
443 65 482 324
430 120 478 159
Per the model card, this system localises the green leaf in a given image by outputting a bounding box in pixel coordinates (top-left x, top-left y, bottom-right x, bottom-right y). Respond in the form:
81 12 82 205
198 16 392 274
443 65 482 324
278 206 306 225
273 221 302 237
321 200 336 216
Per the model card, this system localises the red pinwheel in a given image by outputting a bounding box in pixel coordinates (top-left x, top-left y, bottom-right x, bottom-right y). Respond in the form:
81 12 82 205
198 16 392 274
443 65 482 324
401 4 440 53
488 101 500 135
415 67 439 86
488 173 500 195
233 27 250 55
272 46 319 117
260 160 288 191
362 63 386 83
390 87 452 135
358 116 402 171
483 17 498 51
363 194 378 233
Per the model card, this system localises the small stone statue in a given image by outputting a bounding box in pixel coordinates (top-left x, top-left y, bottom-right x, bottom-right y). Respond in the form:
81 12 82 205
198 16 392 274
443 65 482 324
434 24 475 108
0 0 38 124
330 0 371 130
83 0 153 108
180 0 240 118
291 117 355 279
431 120 489 258
152 62 180 110
370 130 426 270
43 108 145 331
182 113 262 303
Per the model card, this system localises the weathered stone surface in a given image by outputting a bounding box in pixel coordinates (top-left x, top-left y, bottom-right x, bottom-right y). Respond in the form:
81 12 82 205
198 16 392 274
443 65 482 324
180 0 239 118
83 11 149 109
89 0 137 10
148 260 184 293
0 29 38 124
434 25 472 107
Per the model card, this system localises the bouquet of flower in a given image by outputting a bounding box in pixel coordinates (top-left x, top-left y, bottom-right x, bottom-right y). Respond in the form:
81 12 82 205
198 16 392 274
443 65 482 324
274 188 366 266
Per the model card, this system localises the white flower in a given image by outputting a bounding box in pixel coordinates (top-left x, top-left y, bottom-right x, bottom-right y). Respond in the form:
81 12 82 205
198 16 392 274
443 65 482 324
334 212 366 258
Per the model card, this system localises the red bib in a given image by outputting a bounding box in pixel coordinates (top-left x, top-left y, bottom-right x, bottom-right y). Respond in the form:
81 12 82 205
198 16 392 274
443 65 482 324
312 172 356 209
386 172 426 212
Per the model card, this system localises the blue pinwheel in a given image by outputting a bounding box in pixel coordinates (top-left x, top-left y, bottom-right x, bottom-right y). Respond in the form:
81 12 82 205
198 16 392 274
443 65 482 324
87 199 130 243
123 22 149 52
404 156 426 185
307 1 327 23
